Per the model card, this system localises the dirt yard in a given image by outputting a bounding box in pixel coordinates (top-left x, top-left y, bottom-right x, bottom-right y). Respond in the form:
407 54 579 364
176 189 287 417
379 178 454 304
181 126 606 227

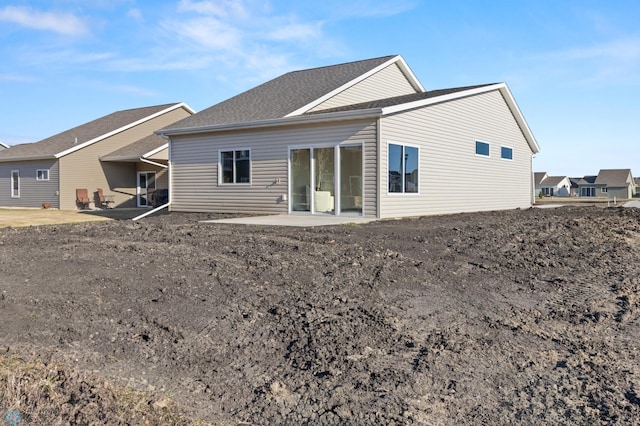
2 206 640 424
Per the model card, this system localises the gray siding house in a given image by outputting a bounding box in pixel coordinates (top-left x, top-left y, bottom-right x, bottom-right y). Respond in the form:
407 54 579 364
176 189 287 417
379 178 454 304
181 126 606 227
160 55 540 219
577 169 635 199
0 103 194 210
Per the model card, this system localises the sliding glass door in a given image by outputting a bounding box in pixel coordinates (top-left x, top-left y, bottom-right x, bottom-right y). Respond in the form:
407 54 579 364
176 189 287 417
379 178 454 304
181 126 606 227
291 149 311 212
340 145 362 214
289 143 362 215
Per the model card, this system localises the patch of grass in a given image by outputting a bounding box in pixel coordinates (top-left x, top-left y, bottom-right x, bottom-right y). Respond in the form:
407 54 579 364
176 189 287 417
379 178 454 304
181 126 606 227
0 354 213 425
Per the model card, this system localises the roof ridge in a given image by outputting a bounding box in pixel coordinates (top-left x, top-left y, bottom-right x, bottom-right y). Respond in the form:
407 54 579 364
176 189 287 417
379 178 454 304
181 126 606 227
287 55 398 75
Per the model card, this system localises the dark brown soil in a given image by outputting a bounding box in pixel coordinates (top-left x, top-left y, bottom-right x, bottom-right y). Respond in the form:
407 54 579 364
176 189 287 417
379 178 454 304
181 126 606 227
2 206 640 424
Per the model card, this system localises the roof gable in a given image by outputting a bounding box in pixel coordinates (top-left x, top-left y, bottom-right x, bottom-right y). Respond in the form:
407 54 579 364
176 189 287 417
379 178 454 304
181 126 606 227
595 169 633 187
100 133 168 162
161 55 403 131
0 103 191 162
534 172 548 185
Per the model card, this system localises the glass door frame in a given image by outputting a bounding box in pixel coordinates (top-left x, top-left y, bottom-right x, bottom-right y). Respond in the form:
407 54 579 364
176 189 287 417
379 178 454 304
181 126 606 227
137 171 157 207
287 142 363 216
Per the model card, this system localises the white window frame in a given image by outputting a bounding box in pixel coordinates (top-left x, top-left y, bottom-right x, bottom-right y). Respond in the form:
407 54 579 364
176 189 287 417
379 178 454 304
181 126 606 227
387 141 420 195
10 170 19 198
475 140 490 157
36 169 49 181
601 187 608 193
218 148 252 186
500 146 513 160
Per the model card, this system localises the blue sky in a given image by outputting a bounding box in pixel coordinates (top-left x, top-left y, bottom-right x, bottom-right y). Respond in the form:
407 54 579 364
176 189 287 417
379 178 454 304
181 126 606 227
1 0 639 177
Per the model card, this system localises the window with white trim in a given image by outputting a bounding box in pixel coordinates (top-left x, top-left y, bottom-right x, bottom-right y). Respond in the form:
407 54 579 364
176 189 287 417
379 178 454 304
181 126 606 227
219 149 251 184
36 169 49 181
601 187 608 193
501 146 513 160
475 141 490 156
11 170 19 198
388 143 419 193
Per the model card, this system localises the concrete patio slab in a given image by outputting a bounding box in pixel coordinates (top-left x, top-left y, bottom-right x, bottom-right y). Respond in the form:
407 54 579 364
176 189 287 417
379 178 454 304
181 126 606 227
201 214 377 227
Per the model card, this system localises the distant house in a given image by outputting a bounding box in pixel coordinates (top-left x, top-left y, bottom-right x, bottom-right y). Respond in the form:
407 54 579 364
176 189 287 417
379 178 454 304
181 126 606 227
576 169 636 198
594 169 635 199
534 172 571 197
0 103 194 209
0 141 8 150
160 55 540 219
577 175 598 197
568 178 581 196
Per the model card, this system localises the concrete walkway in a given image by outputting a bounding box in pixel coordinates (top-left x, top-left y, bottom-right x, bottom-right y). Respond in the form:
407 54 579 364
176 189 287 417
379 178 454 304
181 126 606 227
623 200 640 208
201 214 377 227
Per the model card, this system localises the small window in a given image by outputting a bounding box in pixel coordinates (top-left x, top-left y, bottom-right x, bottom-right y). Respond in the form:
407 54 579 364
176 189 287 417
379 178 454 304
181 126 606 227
36 169 49 181
388 143 419 194
219 149 251 184
11 170 19 198
602 187 608 193
501 146 513 160
475 141 490 156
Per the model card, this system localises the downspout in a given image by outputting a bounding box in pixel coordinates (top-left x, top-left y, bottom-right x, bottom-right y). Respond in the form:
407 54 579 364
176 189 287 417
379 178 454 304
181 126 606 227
132 203 169 221
376 117 382 219
140 157 168 169
132 156 170 220
531 154 536 206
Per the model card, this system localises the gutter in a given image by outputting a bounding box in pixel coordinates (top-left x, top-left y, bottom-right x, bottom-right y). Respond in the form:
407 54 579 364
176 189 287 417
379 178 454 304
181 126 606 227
157 108 383 137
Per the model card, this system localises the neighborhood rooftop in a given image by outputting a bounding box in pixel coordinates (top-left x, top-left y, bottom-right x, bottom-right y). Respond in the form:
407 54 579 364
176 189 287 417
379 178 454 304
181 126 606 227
0 103 182 162
161 55 406 130
594 169 633 187
100 133 167 162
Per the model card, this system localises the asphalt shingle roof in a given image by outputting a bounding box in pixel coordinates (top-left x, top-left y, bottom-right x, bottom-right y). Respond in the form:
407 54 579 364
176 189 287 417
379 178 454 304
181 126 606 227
306 84 496 114
101 133 167 161
161 55 398 130
0 103 179 161
595 169 633 187
534 172 547 186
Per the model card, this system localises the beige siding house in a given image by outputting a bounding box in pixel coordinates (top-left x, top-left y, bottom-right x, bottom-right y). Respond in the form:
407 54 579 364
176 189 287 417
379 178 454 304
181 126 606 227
0 103 194 210
161 55 540 219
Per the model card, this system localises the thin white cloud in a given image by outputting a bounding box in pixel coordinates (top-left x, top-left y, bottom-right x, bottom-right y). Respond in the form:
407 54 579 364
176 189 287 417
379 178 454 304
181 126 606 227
329 0 417 18
267 21 324 42
537 37 640 85
127 8 143 22
158 0 335 79
0 73 39 83
110 84 159 97
0 6 90 36
165 16 242 50
177 0 249 19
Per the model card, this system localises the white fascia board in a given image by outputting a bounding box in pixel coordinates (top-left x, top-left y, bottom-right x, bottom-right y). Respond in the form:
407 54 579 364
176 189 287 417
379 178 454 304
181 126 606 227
495 84 540 154
0 141 8 149
158 108 383 137
54 103 192 158
284 55 421 118
142 143 168 159
0 154 55 163
394 56 425 92
381 83 541 154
